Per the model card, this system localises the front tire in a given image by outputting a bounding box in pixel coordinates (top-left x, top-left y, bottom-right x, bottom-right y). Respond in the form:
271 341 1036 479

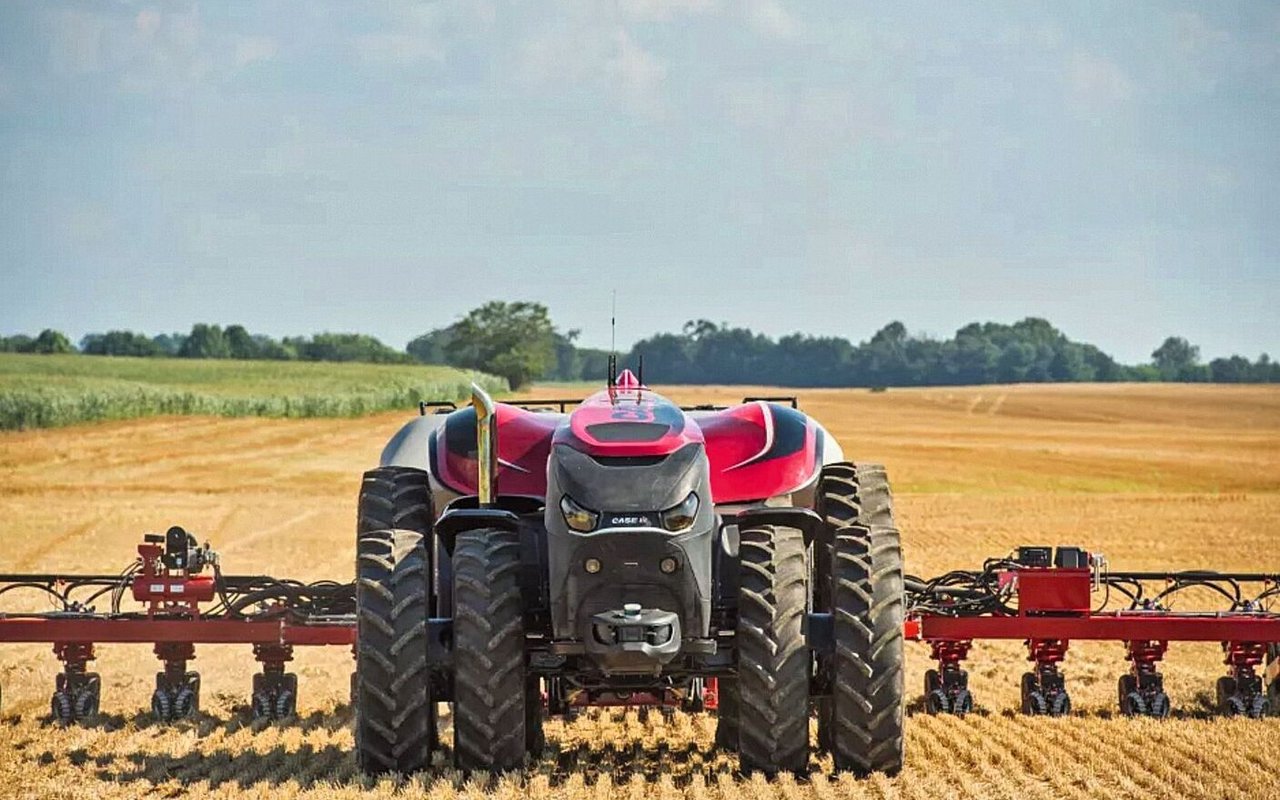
736 524 809 775
452 528 528 772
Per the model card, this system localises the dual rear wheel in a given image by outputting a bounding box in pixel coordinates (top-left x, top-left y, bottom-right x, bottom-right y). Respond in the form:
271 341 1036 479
355 466 535 774
721 462 906 777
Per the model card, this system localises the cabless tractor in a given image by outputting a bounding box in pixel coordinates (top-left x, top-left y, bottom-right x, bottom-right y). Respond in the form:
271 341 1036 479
354 367 906 776
1 370 1276 775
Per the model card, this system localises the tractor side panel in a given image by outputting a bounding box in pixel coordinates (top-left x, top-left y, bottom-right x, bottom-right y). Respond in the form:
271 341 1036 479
695 402 826 504
379 416 445 471
428 405 561 497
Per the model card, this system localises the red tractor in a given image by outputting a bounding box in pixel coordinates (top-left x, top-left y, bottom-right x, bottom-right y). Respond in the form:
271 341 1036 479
354 364 905 775
4 366 1274 770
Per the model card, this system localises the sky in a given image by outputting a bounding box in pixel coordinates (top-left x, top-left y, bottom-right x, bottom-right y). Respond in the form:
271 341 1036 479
0 1 1277 363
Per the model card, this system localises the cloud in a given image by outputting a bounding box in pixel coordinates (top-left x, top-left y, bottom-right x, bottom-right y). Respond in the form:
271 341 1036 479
47 9 108 75
721 79 892 174
1171 11 1230 56
1066 51 1133 114
234 36 278 68
741 0 802 41
352 2 494 67
606 28 668 111
353 32 446 66
518 19 668 117
619 0 721 22
135 8 162 39
1162 10 1235 94
42 3 212 94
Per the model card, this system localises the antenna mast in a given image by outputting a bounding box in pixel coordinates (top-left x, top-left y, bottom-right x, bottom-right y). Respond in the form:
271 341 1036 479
610 290 617 355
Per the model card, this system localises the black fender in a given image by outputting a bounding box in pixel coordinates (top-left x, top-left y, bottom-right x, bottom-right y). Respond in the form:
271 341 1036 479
433 495 550 632
726 507 824 548
434 495 543 553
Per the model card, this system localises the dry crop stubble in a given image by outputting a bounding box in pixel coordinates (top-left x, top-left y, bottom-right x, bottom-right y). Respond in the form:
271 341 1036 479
0 384 1277 799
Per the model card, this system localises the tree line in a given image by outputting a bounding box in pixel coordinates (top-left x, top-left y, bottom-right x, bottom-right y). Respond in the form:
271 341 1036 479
0 326 409 363
625 318 1280 386
2 303 1277 388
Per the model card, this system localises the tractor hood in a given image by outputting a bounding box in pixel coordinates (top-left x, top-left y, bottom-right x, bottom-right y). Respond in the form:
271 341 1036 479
553 372 704 459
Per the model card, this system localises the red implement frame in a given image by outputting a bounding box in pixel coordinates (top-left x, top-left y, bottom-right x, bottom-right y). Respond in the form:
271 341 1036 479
907 562 1280 718
0 617 353 646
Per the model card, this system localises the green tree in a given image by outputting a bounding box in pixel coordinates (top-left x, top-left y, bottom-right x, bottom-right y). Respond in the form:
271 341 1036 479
407 328 454 364
288 332 408 363
547 330 582 380
1151 336 1200 381
1209 355 1253 383
224 325 260 359
445 301 554 389
151 332 187 355
179 324 232 359
80 330 162 356
0 334 34 353
253 334 296 360
575 347 614 381
29 329 73 354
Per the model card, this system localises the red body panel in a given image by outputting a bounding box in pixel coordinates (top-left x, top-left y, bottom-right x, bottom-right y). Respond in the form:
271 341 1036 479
698 401 821 503
432 372 821 503
433 404 561 497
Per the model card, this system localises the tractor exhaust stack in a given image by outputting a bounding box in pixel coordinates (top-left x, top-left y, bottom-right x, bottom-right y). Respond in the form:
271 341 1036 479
470 382 497 507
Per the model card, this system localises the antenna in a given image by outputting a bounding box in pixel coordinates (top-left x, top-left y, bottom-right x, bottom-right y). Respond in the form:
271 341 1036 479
610 289 617 355
638 354 644 386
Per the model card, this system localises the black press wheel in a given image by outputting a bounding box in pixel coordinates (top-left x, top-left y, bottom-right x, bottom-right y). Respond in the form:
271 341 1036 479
1118 675 1136 713
925 669 940 697
1216 676 1237 714
735 524 809 776
1048 691 1072 717
452 527 528 773
1148 691 1171 719
71 676 100 722
1122 691 1146 717
354 527 435 775
52 674 100 726
1021 673 1046 716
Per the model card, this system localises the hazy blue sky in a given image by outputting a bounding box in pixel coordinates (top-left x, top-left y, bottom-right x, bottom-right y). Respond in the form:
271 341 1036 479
1 1 1276 362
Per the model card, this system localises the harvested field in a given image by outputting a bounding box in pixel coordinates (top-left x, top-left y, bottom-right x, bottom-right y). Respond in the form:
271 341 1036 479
0 383 1277 799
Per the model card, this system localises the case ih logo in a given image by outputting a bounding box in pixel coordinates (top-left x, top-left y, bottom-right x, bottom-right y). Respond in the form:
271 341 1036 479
607 514 655 527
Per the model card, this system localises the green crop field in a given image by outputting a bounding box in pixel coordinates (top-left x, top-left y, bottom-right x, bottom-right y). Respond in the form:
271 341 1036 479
0 354 505 430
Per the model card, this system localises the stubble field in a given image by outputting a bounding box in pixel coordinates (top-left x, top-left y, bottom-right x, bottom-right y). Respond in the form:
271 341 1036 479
0 383 1277 799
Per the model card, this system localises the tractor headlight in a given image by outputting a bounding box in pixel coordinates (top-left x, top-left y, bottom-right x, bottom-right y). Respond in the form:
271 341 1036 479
660 492 699 532
560 495 599 533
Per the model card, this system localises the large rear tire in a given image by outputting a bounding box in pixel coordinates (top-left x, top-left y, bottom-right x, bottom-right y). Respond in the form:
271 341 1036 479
813 462 860 752
452 528 528 772
358 467 441 614
355 528 434 775
736 524 809 775
825 464 905 776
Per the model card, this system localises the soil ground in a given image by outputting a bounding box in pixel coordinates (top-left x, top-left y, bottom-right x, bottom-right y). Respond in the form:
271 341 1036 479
1 383 1277 798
